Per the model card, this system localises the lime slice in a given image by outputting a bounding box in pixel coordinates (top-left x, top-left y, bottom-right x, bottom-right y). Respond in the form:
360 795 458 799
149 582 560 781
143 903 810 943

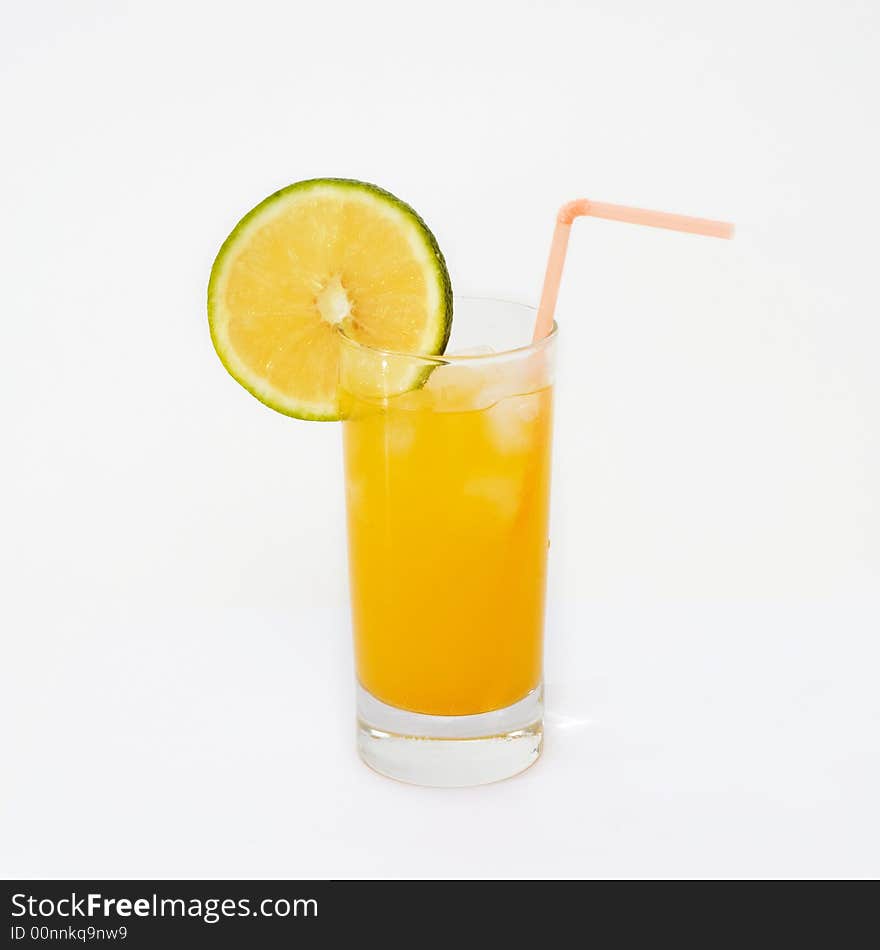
208 178 452 420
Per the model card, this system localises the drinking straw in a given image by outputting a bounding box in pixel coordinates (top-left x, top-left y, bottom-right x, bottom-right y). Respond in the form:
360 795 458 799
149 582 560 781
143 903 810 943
533 199 734 341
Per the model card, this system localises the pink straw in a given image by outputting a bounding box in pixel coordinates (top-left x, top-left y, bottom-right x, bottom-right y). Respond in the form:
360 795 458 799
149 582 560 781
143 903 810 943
533 198 734 341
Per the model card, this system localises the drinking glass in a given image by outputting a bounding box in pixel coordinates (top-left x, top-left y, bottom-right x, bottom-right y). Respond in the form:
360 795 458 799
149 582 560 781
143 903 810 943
339 298 557 786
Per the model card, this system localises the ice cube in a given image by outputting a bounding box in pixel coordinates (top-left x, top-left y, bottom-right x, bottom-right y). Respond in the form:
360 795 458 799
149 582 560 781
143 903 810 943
462 475 521 520
424 350 547 415
387 384 433 412
385 415 416 454
486 393 541 453
424 363 494 412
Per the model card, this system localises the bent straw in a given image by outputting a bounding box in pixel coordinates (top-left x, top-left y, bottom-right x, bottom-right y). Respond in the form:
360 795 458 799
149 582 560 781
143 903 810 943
533 199 734 341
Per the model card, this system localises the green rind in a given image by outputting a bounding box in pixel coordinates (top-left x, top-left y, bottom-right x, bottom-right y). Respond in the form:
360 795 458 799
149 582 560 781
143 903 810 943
207 178 453 421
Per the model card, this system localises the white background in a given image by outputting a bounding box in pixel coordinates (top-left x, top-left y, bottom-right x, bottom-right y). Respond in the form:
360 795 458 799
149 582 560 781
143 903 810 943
2 0 878 879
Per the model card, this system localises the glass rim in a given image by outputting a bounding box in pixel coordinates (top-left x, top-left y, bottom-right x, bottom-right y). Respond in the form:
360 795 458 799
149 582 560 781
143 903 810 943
336 295 558 364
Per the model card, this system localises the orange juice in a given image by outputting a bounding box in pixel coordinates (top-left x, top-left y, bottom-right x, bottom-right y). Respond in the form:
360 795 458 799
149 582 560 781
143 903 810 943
342 366 553 716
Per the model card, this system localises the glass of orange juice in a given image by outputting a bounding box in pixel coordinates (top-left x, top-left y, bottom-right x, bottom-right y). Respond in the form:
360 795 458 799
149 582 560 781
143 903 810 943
339 298 557 786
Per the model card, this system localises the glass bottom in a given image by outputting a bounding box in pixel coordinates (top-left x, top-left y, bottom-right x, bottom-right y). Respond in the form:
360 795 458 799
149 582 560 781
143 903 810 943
356 684 543 787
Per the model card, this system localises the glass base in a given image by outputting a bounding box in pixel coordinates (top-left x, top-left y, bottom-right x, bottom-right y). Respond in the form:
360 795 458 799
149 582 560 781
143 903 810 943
356 684 543 787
